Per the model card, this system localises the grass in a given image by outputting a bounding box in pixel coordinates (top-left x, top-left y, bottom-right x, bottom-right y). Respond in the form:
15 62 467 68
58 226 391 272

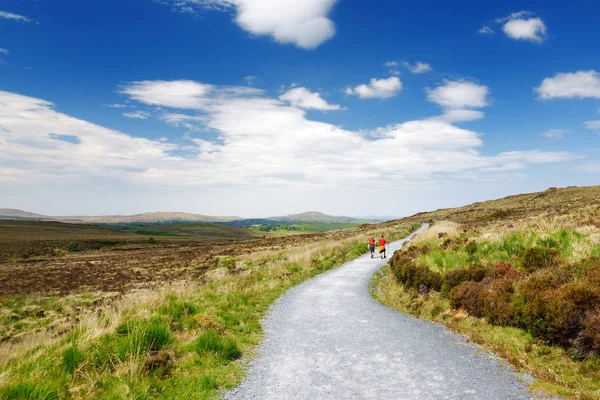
0 222 418 399
248 222 361 233
376 200 600 400
372 265 600 399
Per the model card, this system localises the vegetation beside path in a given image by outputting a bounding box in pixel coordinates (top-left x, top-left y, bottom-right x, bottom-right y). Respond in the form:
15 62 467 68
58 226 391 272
0 222 417 399
373 190 600 400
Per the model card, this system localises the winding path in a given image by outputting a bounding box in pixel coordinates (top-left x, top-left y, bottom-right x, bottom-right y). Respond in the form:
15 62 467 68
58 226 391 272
225 226 539 399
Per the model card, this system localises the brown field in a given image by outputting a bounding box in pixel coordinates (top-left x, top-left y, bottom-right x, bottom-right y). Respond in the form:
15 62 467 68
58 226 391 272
0 220 381 298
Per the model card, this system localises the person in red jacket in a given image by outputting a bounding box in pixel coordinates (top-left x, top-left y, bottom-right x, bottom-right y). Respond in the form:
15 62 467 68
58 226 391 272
379 236 387 259
368 238 376 258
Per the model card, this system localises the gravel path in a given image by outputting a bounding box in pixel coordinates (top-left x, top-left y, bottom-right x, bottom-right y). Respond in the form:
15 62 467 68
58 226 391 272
225 226 539 399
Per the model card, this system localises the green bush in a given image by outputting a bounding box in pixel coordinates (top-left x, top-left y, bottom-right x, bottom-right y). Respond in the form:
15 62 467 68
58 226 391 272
148 237 157 244
195 330 241 361
62 345 85 375
67 242 79 252
520 246 561 272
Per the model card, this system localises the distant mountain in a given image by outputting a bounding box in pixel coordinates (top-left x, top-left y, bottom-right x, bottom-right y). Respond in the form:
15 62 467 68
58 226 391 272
0 209 50 220
271 211 364 223
0 209 240 224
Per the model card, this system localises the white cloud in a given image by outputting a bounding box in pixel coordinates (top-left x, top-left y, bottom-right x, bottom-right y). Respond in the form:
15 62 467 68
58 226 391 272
427 80 490 122
584 120 600 131
541 129 570 139
0 10 31 23
0 83 578 215
427 80 489 109
535 70 600 100
574 163 600 173
495 11 532 23
345 77 402 99
0 48 9 55
403 61 432 74
106 103 127 108
431 109 485 123
123 111 151 120
164 0 338 49
503 17 547 43
478 26 494 35
385 61 398 68
279 87 342 111
244 75 256 85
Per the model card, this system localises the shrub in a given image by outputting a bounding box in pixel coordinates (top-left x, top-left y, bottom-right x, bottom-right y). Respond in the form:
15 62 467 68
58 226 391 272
484 278 517 326
391 254 443 292
520 246 561 272
148 237 157 244
62 345 85 375
517 267 570 302
494 261 518 279
574 310 600 358
448 281 487 318
441 264 493 296
542 283 600 346
67 242 79 252
195 330 241 361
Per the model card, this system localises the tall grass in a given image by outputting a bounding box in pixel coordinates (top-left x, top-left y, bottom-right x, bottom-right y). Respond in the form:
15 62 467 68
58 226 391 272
0 223 417 399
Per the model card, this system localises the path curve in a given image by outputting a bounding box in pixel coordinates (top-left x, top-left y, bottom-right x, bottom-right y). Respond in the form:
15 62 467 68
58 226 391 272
225 226 538 400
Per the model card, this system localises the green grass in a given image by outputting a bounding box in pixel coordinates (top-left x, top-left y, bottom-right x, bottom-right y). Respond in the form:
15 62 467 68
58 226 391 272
0 223 417 399
249 222 361 233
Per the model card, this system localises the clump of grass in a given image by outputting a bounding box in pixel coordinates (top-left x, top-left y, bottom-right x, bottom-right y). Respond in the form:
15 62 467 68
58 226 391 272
195 330 241 361
62 344 85 375
0 382 59 400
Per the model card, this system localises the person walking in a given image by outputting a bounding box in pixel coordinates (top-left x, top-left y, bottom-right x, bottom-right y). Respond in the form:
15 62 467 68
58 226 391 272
368 238 376 258
379 235 387 259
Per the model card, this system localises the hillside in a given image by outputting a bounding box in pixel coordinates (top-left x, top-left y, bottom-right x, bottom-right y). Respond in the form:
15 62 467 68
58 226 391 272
0 210 240 224
403 185 600 225
374 184 600 399
272 211 362 223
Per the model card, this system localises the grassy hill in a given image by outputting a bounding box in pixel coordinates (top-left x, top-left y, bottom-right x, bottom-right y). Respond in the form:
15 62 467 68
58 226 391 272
374 185 600 399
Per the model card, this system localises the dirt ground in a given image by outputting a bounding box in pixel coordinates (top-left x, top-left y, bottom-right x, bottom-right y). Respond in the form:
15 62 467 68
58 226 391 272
0 226 381 298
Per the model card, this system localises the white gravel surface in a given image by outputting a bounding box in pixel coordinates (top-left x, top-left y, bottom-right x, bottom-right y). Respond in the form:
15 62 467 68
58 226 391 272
224 225 541 399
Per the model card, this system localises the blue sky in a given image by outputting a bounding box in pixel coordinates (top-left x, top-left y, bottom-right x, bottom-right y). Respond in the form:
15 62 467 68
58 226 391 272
0 0 599 217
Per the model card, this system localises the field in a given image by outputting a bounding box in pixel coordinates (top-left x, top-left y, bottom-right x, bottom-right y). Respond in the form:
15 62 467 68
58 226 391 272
0 216 416 399
248 222 362 233
373 185 600 399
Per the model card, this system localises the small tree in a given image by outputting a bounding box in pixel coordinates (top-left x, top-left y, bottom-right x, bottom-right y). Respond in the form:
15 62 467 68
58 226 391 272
67 242 79 252
148 237 157 244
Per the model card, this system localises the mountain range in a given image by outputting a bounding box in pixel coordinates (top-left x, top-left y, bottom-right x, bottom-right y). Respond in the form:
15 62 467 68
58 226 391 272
0 209 371 225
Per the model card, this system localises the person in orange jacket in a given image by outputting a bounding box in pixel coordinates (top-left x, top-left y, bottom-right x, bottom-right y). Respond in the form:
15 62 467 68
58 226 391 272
379 235 387 259
368 238 376 258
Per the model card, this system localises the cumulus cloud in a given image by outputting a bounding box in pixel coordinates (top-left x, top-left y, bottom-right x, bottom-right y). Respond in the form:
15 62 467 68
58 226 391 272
403 61 432 74
279 87 342 111
0 10 32 23
0 81 577 200
535 70 600 100
427 80 490 123
484 11 547 43
503 17 547 43
123 111 151 120
345 77 402 99
541 129 571 139
427 80 489 109
163 0 339 49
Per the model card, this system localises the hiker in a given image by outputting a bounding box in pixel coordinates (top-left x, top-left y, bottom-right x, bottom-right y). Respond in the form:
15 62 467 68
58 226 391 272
379 235 387 259
368 238 376 258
